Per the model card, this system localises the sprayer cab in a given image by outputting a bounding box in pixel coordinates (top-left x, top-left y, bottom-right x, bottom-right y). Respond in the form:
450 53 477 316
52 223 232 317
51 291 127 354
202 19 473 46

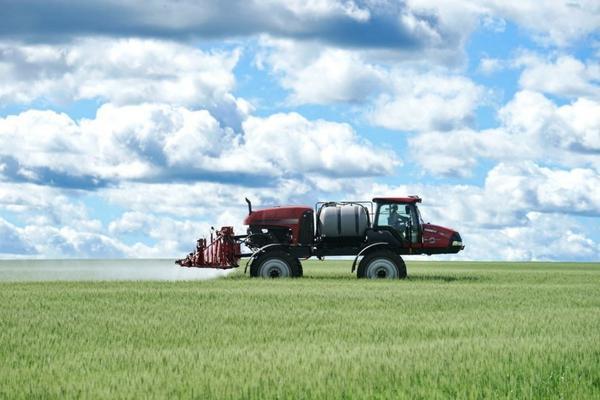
370 197 464 255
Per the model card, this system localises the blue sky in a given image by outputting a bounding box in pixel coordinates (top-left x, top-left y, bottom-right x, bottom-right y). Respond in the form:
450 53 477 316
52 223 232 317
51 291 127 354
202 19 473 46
0 1 598 261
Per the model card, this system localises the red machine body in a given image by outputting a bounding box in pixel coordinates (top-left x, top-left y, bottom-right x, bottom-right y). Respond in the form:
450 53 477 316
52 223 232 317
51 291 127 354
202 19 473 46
420 224 457 250
243 206 312 245
176 196 465 277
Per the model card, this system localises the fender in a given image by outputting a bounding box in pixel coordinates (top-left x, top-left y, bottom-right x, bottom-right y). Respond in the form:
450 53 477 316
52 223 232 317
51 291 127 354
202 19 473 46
351 242 390 273
244 243 288 273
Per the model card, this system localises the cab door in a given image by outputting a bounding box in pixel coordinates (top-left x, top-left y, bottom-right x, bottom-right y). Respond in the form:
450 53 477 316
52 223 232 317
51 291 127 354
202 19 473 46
407 204 423 246
374 202 416 246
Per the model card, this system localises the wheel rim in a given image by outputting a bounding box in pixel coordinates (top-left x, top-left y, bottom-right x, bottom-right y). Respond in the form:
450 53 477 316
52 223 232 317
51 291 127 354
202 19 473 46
366 258 398 279
260 259 291 278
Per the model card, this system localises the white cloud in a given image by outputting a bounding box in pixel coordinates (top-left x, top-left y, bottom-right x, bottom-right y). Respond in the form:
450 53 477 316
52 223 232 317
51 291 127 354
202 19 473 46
461 213 599 261
0 216 127 259
409 91 600 176
485 0 600 46
258 39 484 130
108 211 215 255
1 1 462 54
256 38 386 104
22 225 127 258
269 46 385 104
83 103 240 180
485 163 600 216
407 0 600 47
0 104 398 187
499 91 600 153
241 112 399 177
516 54 600 99
371 72 484 131
556 98 600 152
0 187 205 259
0 218 36 255
0 182 103 232
478 57 504 75
0 38 239 107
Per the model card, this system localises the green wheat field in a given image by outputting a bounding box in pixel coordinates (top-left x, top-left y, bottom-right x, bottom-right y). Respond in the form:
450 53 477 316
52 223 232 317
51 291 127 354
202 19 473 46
1 260 599 399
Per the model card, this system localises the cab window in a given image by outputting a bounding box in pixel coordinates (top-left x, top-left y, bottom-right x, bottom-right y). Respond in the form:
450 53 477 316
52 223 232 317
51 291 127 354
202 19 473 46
376 203 411 232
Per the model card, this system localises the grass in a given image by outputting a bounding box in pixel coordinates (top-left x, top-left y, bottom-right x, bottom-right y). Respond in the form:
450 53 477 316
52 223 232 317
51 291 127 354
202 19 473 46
0 260 599 399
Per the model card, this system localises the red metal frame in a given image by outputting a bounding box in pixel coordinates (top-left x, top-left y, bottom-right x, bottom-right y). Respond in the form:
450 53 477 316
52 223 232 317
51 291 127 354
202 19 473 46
175 226 240 269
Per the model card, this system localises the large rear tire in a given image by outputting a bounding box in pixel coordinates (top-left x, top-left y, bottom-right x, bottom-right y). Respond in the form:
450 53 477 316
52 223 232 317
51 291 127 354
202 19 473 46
250 251 302 278
357 250 407 279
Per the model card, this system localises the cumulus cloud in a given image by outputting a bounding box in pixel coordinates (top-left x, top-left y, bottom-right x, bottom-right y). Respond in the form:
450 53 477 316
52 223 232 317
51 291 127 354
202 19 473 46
6 0 593 52
485 163 600 217
0 218 36 255
499 91 600 153
515 54 600 99
485 0 600 46
0 38 240 109
478 57 504 75
241 112 399 177
461 213 599 261
409 91 600 176
0 182 201 258
0 182 203 258
0 0 455 52
0 215 128 259
407 0 600 47
258 39 484 129
0 104 398 188
258 42 386 104
22 225 127 258
371 72 485 132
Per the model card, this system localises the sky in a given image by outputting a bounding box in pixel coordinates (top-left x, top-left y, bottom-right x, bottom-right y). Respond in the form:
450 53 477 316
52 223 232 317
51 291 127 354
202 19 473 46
0 0 598 261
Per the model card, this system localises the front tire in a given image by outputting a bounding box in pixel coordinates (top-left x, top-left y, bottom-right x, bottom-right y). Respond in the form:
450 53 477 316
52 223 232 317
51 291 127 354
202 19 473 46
250 251 302 278
357 250 407 279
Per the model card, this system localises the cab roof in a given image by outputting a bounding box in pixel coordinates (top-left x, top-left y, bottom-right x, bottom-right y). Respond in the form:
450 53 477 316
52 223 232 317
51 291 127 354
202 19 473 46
372 196 422 204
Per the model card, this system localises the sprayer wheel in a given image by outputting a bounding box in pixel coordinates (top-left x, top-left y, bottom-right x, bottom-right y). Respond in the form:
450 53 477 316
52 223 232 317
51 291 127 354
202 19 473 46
357 250 407 279
250 250 302 278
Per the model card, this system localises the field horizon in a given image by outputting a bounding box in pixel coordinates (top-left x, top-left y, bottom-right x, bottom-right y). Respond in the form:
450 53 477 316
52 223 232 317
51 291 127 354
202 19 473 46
1 260 599 398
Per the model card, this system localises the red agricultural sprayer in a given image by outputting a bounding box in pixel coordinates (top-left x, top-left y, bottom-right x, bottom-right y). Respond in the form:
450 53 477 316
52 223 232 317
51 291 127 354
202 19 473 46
176 197 464 279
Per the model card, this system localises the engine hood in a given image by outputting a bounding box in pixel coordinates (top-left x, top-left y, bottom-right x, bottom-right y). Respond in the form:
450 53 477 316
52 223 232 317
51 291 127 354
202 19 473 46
421 223 463 253
243 206 312 226
422 223 457 239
